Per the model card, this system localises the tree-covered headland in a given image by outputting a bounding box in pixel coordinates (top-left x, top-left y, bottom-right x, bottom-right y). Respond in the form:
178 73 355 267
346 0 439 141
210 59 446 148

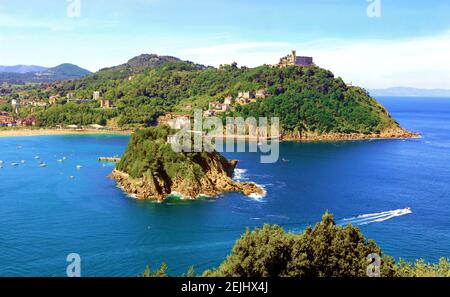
2 54 414 139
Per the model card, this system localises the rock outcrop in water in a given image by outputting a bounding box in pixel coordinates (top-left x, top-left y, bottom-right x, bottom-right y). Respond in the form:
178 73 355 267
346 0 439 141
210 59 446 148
111 126 264 202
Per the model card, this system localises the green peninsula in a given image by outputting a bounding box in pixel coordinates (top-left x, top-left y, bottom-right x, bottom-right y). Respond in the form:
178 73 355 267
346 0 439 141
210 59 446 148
1 53 417 140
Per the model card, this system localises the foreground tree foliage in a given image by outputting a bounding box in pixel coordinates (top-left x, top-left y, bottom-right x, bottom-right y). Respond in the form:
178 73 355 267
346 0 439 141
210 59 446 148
203 212 396 277
143 263 169 277
143 212 449 277
396 258 450 277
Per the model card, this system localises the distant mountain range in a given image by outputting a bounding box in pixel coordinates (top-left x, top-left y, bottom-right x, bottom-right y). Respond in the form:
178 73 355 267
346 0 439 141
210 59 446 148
369 87 450 97
0 64 91 84
0 65 48 74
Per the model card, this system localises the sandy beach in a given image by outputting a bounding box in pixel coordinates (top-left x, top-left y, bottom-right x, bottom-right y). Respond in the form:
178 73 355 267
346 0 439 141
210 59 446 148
0 127 421 141
0 128 132 138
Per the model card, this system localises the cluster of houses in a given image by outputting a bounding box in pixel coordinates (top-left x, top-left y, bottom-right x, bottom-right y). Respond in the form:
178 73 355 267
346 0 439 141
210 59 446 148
157 88 272 133
9 98 48 114
205 95 233 116
204 89 269 117
157 113 191 130
157 89 272 139
2 90 116 115
21 101 48 107
48 91 114 109
0 111 36 127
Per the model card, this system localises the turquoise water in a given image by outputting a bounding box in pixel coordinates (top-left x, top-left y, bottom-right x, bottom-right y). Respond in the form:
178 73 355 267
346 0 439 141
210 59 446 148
0 97 449 276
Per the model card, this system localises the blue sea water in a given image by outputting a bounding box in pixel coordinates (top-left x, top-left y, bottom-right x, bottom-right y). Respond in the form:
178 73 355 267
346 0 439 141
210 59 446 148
0 96 449 276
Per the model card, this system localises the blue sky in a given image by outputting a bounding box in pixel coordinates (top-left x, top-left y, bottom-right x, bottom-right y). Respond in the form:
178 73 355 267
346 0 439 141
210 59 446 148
0 0 449 88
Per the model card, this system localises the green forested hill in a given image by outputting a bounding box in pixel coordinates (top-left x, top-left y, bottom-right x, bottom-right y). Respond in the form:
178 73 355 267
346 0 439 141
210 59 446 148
11 55 404 135
0 63 91 84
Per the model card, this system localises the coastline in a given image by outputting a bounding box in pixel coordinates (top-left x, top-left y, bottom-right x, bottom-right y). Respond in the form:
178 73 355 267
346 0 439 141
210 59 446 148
0 128 132 138
203 128 421 142
0 127 420 142
280 128 421 142
110 167 265 202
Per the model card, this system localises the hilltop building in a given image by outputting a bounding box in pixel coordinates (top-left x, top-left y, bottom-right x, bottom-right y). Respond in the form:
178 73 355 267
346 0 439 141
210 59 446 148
23 101 48 107
49 96 59 104
67 98 93 104
158 113 191 130
167 115 191 130
278 50 313 68
11 99 20 114
224 95 234 105
238 91 254 100
209 101 231 112
255 89 269 99
167 135 178 144
236 91 256 105
93 91 102 100
100 99 114 109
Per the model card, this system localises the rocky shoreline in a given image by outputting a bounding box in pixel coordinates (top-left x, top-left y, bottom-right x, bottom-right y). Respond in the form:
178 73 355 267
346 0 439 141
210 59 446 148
280 128 420 142
110 160 264 202
109 125 418 201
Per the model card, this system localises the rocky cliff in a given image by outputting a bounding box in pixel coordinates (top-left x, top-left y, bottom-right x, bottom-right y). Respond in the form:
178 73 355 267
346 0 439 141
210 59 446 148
111 126 264 202
281 127 420 141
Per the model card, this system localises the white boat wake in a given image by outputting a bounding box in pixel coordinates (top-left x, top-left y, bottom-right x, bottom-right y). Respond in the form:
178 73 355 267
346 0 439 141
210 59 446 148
248 183 267 201
339 208 412 226
233 168 267 201
233 168 249 181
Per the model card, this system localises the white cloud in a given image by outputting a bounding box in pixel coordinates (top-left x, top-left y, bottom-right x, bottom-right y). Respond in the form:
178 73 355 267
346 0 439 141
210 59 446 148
175 32 450 89
309 32 450 89
176 42 291 66
1 11 448 90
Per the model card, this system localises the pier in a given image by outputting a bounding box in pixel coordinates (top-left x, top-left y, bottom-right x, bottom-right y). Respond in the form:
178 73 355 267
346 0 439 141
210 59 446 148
98 157 121 162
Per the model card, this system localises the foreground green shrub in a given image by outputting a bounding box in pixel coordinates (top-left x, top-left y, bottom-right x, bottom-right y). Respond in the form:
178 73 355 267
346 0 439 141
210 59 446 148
203 212 396 277
144 212 448 277
396 258 450 277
